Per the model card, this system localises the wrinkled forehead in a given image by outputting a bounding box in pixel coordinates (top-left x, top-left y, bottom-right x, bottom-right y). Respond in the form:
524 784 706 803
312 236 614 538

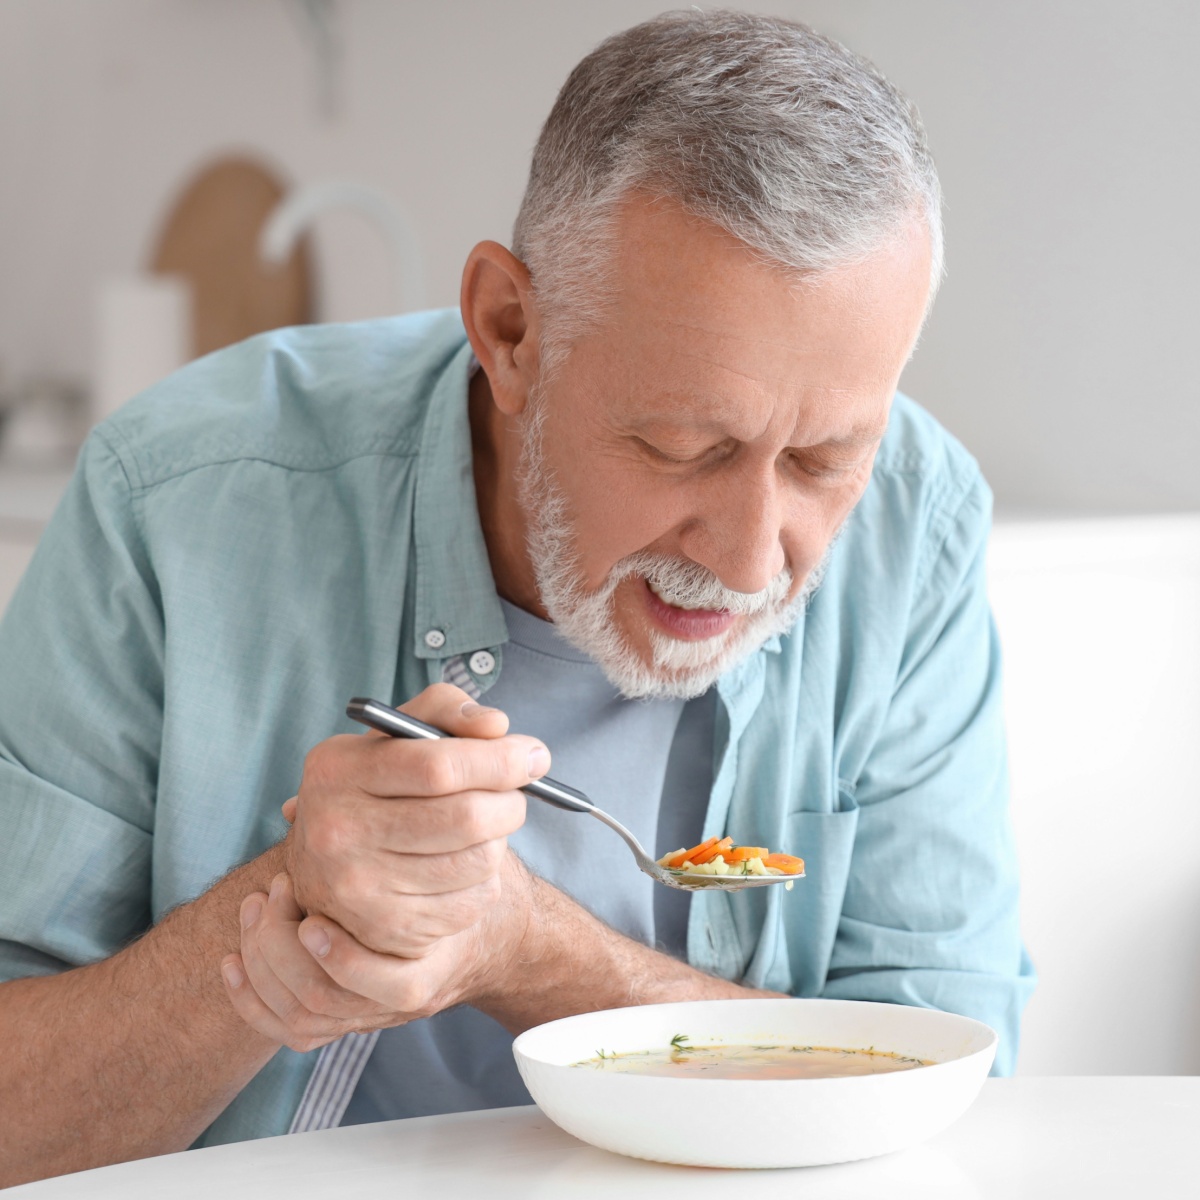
567 199 931 426
565 290 917 449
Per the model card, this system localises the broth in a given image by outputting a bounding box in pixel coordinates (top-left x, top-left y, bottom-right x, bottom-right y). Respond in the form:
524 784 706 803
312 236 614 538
574 1042 932 1080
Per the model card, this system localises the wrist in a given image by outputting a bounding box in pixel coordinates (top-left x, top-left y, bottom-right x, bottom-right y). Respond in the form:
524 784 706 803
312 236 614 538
466 851 538 1009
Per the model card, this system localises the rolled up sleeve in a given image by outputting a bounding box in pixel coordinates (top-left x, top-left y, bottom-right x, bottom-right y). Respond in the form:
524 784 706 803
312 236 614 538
0 430 162 980
822 475 1036 1074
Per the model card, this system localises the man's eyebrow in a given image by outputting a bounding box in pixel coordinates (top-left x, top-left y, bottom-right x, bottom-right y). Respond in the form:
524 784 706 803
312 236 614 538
624 412 887 449
815 426 888 450
623 412 723 436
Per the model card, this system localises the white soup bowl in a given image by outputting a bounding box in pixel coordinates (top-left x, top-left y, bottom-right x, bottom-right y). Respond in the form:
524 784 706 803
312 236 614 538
512 997 996 1169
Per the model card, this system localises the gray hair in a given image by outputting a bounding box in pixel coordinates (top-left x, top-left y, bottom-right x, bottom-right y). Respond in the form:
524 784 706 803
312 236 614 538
512 9 943 369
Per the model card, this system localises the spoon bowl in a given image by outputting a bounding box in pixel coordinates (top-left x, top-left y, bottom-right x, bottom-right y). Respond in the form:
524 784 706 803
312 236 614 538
585 803 802 892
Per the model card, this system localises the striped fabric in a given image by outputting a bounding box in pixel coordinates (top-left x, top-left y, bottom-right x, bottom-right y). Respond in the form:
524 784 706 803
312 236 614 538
288 655 482 1133
442 654 482 700
288 1029 381 1133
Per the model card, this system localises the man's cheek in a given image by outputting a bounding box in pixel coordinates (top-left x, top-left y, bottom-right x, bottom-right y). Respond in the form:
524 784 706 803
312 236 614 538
576 527 668 591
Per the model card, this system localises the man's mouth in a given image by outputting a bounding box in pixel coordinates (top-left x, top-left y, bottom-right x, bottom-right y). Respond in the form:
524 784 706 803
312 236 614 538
641 577 739 641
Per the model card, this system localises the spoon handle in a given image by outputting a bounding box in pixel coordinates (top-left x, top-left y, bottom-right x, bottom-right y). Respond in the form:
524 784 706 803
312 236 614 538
346 697 597 814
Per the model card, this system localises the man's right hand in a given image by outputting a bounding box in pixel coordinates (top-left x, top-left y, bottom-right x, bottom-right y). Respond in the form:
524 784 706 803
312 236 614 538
217 684 549 1052
282 683 548 960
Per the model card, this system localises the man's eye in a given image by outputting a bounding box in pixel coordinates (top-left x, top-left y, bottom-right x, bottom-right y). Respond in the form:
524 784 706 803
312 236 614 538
639 439 707 465
789 452 860 480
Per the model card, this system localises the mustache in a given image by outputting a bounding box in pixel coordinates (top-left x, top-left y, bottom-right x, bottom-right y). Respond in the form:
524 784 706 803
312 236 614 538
609 552 794 616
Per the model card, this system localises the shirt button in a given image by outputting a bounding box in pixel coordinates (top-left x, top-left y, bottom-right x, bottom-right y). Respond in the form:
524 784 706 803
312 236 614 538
424 629 446 650
469 650 496 675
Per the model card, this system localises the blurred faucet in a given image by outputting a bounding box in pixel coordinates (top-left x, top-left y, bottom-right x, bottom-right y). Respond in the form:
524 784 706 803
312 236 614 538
284 0 342 120
259 181 425 315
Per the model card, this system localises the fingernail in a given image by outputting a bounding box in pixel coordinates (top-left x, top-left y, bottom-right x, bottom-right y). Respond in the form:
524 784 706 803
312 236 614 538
528 746 551 778
269 875 285 903
222 961 244 989
461 701 498 718
241 897 263 929
300 925 331 959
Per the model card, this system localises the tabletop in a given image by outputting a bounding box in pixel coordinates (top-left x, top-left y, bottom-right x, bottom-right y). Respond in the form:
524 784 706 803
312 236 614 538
9 1077 1198 1198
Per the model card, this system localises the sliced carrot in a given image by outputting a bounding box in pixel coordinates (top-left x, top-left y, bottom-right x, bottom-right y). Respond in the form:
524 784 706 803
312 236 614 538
670 838 803 874
726 845 769 863
690 836 734 866
668 837 719 870
762 852 805 874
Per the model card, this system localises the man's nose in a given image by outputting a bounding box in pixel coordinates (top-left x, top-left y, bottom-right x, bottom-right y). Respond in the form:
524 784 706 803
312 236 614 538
679 467 788 596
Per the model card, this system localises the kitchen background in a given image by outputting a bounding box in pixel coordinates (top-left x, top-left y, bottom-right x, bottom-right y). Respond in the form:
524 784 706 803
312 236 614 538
2 1 1198 1076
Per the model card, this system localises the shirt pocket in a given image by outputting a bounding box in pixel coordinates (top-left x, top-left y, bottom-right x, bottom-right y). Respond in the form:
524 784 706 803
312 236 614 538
751 805 860 995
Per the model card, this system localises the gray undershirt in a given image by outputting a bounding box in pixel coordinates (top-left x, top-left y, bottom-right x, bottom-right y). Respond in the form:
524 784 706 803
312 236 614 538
340 597 715 1125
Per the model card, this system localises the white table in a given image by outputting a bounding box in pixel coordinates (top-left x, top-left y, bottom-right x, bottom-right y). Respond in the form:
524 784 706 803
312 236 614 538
10 1077 1197 1198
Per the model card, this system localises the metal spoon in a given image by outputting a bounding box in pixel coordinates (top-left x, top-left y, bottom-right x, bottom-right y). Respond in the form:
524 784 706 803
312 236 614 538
346 697 803 893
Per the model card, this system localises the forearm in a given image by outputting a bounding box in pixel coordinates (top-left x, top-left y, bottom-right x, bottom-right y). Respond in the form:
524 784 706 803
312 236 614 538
0 844 287 1188
474 868 782 1035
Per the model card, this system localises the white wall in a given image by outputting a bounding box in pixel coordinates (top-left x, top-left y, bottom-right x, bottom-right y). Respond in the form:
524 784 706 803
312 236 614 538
801 1 1200 516
2 0 1198 515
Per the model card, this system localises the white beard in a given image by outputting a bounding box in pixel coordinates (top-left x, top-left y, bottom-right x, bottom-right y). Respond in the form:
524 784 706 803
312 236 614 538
514 394 834 700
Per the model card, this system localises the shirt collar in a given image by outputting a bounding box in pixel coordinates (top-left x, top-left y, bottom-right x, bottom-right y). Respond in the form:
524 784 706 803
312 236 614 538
411 335 508 661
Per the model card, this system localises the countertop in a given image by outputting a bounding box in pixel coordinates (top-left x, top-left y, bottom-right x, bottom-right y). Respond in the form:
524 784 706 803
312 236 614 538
9 1077 1197 1199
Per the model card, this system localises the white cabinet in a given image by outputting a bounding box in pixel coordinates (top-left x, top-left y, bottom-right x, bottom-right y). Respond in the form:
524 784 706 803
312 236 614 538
990 515 1200 1075
0 535 37 617
0 465 73 618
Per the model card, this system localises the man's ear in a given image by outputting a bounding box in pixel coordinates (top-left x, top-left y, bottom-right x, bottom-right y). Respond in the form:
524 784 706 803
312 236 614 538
460 241 539 417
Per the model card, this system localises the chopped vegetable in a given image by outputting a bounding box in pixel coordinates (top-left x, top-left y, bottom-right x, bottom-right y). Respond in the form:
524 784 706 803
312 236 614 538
725 845 768 863
762 853 804 875
656 840 804 880
689 836 733 866
666 837 719 870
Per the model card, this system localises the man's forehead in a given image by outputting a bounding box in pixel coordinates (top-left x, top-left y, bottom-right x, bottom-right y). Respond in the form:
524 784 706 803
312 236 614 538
588 198 931 414
594 298 906 429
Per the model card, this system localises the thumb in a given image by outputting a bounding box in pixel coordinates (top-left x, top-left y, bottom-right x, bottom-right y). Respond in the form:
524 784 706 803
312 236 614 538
400 682 512 740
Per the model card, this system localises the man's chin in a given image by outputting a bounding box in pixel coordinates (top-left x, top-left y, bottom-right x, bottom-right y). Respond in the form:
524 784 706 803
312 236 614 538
600 624 754 701
605 661 723 703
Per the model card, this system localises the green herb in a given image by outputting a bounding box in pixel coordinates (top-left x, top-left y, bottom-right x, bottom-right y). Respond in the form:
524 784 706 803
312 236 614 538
669 1033 690 1050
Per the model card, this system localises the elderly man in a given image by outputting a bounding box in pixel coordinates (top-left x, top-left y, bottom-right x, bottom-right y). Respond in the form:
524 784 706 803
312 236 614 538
0 10 1033 1185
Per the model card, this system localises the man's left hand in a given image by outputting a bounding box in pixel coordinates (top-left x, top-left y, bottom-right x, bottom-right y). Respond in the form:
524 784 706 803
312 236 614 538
221 852 533 1052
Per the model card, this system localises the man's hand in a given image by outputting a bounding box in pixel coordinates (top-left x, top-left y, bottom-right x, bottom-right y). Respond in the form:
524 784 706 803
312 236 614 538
220 683 549 1049
284 683 547 959
221 854 535 1051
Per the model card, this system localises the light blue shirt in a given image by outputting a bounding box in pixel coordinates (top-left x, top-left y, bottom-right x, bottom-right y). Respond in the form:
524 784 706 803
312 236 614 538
0 309 1035 1150
342 597 712 1125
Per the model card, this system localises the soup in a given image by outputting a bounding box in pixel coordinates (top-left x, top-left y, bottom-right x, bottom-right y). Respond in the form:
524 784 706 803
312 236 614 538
574 1041 932 1080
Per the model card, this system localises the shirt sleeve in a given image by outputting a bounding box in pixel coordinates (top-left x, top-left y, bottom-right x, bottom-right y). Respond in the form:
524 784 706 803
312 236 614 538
0 430 161 980
821 471 1036 1075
